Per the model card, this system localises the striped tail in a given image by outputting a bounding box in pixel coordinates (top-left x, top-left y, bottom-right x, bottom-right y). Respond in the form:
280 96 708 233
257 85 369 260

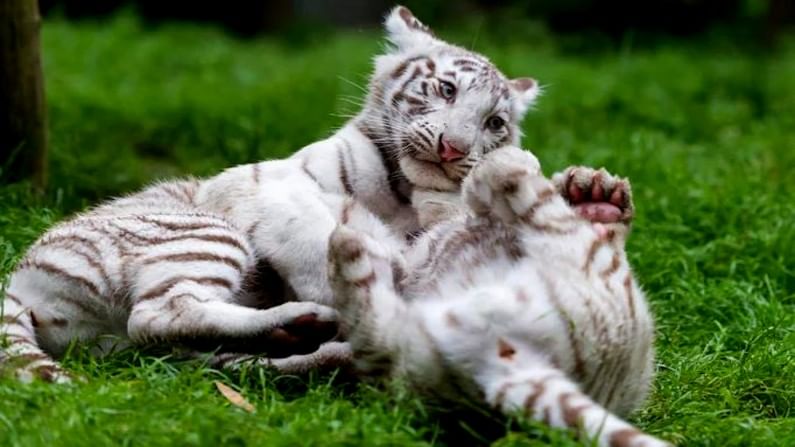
1 290 71 383
487 367 671 447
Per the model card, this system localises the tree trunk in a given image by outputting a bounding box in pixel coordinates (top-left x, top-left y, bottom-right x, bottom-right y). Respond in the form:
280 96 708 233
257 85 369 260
0 0 48 190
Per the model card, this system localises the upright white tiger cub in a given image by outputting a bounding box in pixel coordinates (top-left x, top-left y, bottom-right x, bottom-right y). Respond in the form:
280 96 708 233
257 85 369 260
328 146 670 447
0 6 541 382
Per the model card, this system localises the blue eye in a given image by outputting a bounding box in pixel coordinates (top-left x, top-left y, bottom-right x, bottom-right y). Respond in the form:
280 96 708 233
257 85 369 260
439 81 456 99
486 115 505 131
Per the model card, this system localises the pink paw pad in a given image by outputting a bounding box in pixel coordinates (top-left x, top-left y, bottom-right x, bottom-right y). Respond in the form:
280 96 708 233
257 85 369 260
564 168 632 224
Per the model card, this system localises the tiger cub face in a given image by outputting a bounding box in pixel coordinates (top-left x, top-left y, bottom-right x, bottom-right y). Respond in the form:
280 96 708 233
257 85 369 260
363 6 541 191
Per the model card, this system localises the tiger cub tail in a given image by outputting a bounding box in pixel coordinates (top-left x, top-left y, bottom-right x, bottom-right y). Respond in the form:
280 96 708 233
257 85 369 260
1 290 71 383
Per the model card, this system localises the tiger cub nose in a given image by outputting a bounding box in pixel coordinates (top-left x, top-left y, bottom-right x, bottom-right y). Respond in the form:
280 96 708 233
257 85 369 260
438 135 467 162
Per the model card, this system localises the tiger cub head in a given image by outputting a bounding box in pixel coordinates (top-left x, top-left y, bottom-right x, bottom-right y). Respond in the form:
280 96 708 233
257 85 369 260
360 6 540 191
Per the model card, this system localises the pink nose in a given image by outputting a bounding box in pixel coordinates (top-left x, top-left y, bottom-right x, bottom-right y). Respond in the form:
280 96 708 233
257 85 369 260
438 137 467 162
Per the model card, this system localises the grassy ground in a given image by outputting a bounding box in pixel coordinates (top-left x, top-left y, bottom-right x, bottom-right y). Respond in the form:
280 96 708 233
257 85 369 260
1 13 794 446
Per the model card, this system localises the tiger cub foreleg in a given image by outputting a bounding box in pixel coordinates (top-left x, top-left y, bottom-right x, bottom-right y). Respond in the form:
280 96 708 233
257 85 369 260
463 146 580 231
207 341 353 375
327 224 418 377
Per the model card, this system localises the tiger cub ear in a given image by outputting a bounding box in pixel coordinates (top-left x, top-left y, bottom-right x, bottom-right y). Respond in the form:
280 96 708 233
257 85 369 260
384 5 436 50
510 77 542 116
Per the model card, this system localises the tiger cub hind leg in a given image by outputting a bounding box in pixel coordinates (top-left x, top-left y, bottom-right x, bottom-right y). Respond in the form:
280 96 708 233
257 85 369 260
126 224 340 357
482 363 671 447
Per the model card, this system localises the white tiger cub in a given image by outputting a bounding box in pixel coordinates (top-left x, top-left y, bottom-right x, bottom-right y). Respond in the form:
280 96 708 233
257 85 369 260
328 146 671 447
0 6 540 382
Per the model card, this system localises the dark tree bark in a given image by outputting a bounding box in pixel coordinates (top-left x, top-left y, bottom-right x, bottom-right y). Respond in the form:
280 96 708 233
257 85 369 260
0 0 48 190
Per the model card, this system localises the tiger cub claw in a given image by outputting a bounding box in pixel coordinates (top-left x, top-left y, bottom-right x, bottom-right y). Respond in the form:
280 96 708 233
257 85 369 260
552 166 634 225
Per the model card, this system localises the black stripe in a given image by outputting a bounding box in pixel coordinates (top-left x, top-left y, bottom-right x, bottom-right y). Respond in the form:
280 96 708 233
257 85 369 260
142 252 244 273
135 215 229 232
356 122 410 205
138 276 234 302
18 261 101 296
338 142 354 195
4 292 22 305
301 158 319 184
104 222 250 256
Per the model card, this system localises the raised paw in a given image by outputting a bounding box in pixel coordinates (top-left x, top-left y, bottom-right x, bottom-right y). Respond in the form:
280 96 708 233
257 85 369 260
328 225 393 294
328 225 403 342
463 146 554 223
552 166 634 225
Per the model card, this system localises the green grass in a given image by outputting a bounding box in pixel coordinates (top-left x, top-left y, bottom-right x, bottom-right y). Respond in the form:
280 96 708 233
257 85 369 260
2 13 795 446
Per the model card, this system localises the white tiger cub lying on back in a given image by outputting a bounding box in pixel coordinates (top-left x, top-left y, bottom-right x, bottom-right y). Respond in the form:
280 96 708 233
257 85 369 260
328 146 670 447
0 6 542 382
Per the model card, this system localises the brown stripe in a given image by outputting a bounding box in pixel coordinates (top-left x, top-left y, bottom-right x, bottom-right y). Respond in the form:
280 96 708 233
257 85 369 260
445 311 461 328
19 261 100 296
522 381 545 417
393 67 424 105
390 56 427 79
135 215 228 232
453 58 480 67
623 274 636 320
353 271 376 289
110 227 250 256
601 253 621 279
4 292 22 305
560 392 590 428
301 158 320 184
4 334 37 345
340 199 355 224
338 143 354 195
52 245 112 291
609 428 643 447
31 363 63 382
520 187 557 221
138 276 233 302
39 233 103 258
141 252 244 273
1 314 24 325
583 237 605 273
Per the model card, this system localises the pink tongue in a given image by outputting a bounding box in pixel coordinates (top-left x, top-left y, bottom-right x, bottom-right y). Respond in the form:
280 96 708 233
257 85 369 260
575 203 623 223
439 145 465 162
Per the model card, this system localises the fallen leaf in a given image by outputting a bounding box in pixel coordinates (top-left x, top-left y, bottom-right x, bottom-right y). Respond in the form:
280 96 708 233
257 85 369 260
214 381 255 413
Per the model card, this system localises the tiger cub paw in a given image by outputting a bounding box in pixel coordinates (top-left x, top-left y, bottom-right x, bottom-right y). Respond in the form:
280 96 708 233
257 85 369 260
328 226 394 317
552 166 634 225
463 146 554 223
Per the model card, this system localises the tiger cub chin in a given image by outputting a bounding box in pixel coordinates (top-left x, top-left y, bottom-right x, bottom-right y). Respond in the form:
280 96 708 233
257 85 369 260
1 6 541 382
329 146 671 447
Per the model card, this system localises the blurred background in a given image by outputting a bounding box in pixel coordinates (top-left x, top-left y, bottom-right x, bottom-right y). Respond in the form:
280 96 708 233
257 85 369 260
36 0 795 44
1 0 793 208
